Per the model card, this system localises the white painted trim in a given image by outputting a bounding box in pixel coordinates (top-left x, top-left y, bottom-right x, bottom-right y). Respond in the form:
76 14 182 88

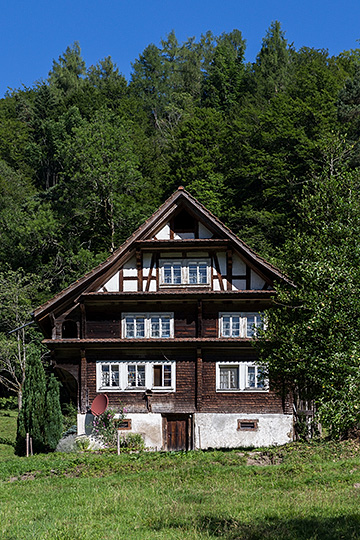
96 360 176 392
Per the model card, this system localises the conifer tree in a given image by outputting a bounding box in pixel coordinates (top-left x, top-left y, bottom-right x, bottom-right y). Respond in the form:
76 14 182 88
16 348 47 455
44 373 63 451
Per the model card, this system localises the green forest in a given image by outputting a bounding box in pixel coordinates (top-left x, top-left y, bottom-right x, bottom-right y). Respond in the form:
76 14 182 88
1 21 360 437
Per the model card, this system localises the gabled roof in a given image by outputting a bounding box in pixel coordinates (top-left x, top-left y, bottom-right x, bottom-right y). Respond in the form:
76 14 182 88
33 187 290 322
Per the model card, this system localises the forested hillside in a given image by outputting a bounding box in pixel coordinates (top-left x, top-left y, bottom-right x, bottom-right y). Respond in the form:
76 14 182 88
1 22 360 434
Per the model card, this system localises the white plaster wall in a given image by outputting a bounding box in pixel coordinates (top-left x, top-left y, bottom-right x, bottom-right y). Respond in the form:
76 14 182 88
142 253 152 277
251 270 265 290
232 279 246 290
174 232 195 239
194 413 293 449
217 252 226 274
123 256 137 276
78 412 164 450
103 272 119 292
123 280 138 292
121 413 163 450
198 222 213 238
233 254 246 274
155 223 170 239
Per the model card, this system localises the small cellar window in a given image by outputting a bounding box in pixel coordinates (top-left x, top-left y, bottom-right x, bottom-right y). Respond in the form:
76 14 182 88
117 419 132 430
237 419 258 431
62 320 78 339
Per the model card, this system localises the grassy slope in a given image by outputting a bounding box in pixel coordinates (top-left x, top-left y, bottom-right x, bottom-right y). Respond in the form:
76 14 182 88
0 441 359 540
0 409 17 459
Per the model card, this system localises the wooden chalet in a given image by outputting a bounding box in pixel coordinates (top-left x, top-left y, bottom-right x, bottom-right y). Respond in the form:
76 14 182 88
33 188 293 450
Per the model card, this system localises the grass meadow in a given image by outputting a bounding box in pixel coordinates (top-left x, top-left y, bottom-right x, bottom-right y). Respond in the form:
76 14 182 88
1 409 360 540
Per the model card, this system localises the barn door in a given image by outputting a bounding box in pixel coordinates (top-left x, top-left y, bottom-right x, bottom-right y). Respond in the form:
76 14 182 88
164 414 192 451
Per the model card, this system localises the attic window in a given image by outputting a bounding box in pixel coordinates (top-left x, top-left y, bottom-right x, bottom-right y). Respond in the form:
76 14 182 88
62 320 78 339
173 209 196 232
160 259 210 287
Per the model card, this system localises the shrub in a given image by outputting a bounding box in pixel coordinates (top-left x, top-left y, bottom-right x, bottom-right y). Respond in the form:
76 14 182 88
120 433 145 452
92 406 126 448
0 396 18 410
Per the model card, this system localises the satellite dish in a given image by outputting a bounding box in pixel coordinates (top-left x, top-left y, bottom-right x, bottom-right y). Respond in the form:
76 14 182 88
91 394 108 416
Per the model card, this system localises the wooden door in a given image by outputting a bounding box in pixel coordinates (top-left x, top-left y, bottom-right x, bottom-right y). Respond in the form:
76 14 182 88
165 415 192 451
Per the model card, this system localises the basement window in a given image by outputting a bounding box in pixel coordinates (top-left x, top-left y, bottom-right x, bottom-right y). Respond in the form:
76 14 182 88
237 419 259 431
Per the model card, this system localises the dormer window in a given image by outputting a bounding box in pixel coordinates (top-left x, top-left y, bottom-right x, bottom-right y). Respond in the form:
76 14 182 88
160 259 210 287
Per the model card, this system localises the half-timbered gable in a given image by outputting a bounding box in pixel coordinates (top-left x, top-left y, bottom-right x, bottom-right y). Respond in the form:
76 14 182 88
34 188 293 450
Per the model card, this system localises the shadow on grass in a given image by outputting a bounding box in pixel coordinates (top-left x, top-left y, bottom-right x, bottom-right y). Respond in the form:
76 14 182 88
151 515 360 540
198 515 360 540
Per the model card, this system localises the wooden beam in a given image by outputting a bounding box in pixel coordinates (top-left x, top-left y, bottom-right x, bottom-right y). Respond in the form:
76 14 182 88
169 218 175 240
213 253 224 291
197 299 203 338
246 265 251 290
119 268 123 292
80 304 86 339
80 349 87 414
196 348 203 412
226 249 233 291
136 249 142 292
145 253 156 292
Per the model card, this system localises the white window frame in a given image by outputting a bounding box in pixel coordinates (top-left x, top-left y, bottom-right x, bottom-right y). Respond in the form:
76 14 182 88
122 313 174 339
159 259 211 287
96 360 176 392
216 361 268 392
219 312 264 338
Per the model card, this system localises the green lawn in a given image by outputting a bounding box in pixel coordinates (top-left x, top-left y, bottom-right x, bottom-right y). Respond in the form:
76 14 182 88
0 436 359 540
0 409 17 459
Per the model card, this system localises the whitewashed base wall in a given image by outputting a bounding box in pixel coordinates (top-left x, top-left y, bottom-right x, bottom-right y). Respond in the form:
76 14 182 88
77 412 293 450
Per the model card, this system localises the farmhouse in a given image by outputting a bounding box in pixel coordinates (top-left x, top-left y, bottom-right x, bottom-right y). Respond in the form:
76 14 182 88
33 188 293 450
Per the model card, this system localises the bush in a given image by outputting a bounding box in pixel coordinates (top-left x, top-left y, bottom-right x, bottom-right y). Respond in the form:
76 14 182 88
92 406 126 448
0 396 18 410
120 433 145 452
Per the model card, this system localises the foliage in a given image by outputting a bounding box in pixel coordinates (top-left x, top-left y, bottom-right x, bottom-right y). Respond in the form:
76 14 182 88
257 148 360 438
15 350 63 454
92 406 126 447
0 25 360 443
0 396 17 409
15 349 47 454
120 432 145 452
44 373 63 451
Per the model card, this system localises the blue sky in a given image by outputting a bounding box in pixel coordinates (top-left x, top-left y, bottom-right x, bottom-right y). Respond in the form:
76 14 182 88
1 0 359 98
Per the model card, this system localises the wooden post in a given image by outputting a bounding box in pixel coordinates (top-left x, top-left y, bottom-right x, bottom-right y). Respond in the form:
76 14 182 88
117 430 121 455
26 433 29 457
226 249 233 291
196 348 203 412
30 437 33 456
80 349 87 414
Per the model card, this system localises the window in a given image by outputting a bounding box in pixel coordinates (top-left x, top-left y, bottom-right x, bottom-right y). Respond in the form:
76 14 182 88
219 312 264 338
219 365 239 390
122 313 174 339
237 419 258 431
96 361 176 392
100 363 120 389
160 259 210 287
216 362 268 392
246 365 266 390
127 364 145 387
153 364 172 387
